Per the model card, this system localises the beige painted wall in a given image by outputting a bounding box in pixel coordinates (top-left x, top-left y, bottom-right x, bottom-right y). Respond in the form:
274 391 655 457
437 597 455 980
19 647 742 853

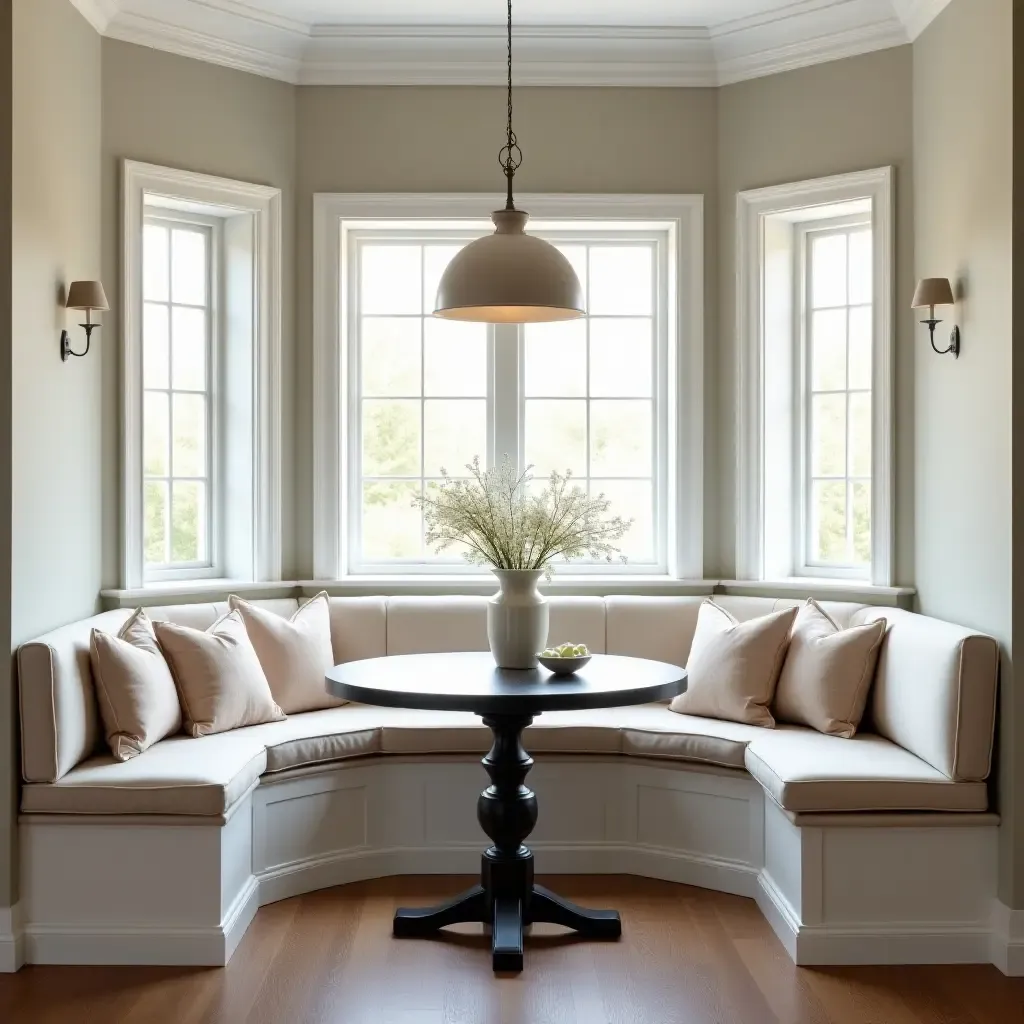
100 40 297 577
717 46 916 584
295 85 719 575
8 0 103 905
913 0 1016 905
0 0 12 913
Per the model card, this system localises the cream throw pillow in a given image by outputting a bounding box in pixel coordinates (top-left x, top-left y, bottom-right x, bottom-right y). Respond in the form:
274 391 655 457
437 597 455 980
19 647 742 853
670 601 797 727
228 592 342 714
773 599 887 738
89 609 183 760
155 611 285 737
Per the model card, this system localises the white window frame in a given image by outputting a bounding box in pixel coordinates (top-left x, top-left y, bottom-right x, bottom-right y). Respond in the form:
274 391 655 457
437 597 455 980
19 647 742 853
122 160 282 589
313 193 704 583
735 167 894 586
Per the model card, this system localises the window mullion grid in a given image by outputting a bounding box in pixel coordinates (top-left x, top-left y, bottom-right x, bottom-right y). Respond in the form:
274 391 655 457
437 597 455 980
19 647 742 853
419 246 426 559
584 244 592 500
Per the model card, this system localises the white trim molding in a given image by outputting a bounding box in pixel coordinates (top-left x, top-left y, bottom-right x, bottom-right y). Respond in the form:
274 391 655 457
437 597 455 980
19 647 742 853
892 0 955 40
91 0 942 87
0 903 24 973
990 900 1024 976
68 0 119 34
311 192 704 583
735 167 895 587
121 161 282 589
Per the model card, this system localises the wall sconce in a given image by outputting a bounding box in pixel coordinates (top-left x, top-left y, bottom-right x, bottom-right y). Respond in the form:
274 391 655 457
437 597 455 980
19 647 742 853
61 280 109 362
912 277 960 358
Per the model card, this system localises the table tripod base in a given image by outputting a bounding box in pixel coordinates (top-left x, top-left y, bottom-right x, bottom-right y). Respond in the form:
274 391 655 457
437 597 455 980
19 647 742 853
394 879 621 973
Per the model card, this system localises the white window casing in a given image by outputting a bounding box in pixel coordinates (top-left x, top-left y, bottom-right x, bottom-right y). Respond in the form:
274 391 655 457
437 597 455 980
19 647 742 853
122 160 282 589
313 194 704 583
735 167 894 587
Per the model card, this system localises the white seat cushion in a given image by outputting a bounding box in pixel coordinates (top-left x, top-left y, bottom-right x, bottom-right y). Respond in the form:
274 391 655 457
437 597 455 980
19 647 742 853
20 730 269 817
745 727 988 813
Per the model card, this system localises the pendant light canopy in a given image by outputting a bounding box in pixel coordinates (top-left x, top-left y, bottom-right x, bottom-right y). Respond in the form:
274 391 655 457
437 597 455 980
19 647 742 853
433 1 585 324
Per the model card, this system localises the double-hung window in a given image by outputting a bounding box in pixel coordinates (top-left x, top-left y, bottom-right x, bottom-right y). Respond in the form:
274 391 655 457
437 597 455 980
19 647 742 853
314 195 704 582
737 168 894 586
122 161 282 590
798 217 874 573
142 213 217 576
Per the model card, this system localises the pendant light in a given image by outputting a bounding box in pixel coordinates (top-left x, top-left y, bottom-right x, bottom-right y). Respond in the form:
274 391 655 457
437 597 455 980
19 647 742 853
433 0 586 324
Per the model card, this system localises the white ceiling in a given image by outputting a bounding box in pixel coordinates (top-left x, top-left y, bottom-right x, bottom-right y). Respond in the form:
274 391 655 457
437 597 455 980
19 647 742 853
72 0 953 87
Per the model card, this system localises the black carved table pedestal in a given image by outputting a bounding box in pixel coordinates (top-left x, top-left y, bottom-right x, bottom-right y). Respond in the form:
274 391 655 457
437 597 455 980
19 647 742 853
393 712 620 970
325 652 687 973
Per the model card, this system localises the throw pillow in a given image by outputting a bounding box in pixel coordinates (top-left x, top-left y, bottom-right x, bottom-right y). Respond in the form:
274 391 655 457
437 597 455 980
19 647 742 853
155 610 285 737
228 592 342 714
89 609 183 760
773 599 887 738
670 600 797 727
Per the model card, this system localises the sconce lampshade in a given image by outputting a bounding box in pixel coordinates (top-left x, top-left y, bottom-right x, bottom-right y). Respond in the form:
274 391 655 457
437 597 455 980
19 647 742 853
434 210 585 324
66 280 109 312
911 278 954 310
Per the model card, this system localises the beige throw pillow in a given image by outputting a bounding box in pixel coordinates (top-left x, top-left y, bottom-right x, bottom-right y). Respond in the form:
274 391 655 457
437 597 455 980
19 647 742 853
670 601 797 727
155 611 285 737
89 609 183 760
228 592 342 714
773 599 887 738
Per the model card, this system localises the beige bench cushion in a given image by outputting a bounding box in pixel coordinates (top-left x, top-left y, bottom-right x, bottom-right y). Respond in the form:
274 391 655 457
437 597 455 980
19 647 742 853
252 706 383 773
852 607 998 782
21 730 269 817
745 728 988 813
379 704 759 769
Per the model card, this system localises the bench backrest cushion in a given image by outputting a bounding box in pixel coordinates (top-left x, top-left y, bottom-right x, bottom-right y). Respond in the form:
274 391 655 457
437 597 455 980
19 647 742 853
18 593 998 786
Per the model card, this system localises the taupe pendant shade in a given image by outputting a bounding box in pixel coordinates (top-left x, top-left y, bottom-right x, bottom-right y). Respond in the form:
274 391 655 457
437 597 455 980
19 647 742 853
434 210 585 323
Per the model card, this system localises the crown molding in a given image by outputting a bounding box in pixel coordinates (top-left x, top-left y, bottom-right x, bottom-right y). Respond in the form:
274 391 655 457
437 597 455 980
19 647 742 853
103 0 917 87
716 17 909 86
301 26 716 88
69 0 120 34
892 0 954 40
107 10 303 82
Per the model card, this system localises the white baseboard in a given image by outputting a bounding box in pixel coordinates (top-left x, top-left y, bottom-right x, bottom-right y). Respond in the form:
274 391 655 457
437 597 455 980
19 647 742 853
990 900 1024 976
757 872 993 966
25 878 261 968
755 872 800 961
0 903 24 973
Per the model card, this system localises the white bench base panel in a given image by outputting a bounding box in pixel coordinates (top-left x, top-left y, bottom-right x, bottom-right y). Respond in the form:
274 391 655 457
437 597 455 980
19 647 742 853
12 757 1018 974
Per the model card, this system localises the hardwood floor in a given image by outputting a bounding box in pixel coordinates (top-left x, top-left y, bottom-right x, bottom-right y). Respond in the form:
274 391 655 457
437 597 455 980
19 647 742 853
1 876 1022 1024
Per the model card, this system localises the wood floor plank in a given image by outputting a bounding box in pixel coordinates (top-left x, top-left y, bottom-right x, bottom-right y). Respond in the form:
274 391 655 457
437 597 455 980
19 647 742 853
0 877 1021 1024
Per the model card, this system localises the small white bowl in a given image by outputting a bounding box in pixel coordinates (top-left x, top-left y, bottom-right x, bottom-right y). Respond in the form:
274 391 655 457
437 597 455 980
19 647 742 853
537 653 592 676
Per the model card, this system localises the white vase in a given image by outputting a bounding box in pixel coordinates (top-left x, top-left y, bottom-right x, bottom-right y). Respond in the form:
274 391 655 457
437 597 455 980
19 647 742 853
487 569 550 670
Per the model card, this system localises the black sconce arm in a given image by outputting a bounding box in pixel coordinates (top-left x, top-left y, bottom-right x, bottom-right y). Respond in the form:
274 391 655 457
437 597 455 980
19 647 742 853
60 323 99 362
921 318 961 359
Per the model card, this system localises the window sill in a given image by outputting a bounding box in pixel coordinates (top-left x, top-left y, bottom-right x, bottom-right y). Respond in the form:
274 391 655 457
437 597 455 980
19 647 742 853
305 576 717 598
100 579 298 609
718 578 916 608
100 576 916 610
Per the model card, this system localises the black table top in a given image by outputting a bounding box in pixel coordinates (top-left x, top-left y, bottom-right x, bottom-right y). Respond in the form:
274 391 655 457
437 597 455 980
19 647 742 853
325 652 687 714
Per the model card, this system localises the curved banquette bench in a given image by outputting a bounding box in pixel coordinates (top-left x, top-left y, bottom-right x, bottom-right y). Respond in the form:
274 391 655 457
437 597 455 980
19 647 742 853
15 594 1001 969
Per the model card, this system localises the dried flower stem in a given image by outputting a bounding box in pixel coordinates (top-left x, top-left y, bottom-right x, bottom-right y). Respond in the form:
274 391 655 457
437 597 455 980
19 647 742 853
414 456 631 579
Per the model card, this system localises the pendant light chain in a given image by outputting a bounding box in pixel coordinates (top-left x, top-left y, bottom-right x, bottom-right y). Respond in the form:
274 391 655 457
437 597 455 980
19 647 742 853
499 0 522 211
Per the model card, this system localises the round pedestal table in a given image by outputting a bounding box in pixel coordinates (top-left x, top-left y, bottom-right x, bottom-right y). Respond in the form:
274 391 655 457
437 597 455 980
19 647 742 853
326 651 687 973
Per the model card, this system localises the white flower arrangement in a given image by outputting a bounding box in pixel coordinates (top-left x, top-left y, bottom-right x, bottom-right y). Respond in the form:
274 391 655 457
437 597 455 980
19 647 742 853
414 455 631 578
